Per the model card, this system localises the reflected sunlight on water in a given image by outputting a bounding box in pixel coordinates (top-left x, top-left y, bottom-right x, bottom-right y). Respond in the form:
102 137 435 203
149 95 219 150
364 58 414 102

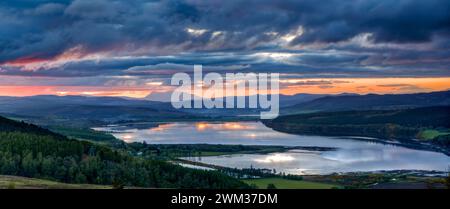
94 121 450 175
150 123 177 131
194 122 256 131
254 153 296 163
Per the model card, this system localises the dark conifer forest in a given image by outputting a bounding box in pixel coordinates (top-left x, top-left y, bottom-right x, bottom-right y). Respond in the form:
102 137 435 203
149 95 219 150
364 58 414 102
0 116 249 189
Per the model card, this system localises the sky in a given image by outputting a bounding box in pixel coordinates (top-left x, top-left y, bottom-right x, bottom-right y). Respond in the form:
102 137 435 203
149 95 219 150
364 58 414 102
0 0 449 98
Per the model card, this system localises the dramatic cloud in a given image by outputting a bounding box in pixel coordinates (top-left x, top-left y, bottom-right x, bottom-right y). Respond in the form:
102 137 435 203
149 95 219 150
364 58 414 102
0 0 449 97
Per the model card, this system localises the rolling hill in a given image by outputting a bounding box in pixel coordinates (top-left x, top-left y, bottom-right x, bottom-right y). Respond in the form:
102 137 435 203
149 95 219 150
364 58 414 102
0 95 196 126
282 90 450 114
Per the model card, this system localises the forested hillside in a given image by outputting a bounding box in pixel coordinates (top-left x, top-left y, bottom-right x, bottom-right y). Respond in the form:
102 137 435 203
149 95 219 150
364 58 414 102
265 106 450 153
274 106 450 128
0 116 249 189
0 95 196 127
282 90 450 114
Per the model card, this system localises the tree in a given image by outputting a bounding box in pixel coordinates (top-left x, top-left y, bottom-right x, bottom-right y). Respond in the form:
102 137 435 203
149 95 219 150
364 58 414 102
41 157 55 177
22 151 37 177
0 152 17 175
267 183 277 189
143 141 148 147
0 116 251 189
74 172 87 184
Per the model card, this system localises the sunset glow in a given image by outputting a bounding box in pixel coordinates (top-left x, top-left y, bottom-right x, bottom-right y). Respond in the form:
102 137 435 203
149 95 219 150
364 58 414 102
0 1 448 99
278 77 450 95
0 0 449 191
0 86 152 98
0 77 448 98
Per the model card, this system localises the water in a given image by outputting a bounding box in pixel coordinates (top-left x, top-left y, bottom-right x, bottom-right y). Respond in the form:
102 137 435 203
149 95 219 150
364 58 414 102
94 122 450 175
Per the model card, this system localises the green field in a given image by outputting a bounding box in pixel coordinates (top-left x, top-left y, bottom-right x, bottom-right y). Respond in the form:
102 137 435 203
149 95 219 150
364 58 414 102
0 175 111 189
243 178 338 189
49 126 119 143
418 129 450 140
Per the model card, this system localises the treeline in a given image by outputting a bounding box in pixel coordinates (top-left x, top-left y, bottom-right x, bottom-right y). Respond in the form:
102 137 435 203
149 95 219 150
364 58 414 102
264 106 450 153
48 126 119 142
266 106 450 140
0 117 249 188
0 116 66 139
273 106 450 128
267 123 419 140
126 143 288 158
433 134 450 148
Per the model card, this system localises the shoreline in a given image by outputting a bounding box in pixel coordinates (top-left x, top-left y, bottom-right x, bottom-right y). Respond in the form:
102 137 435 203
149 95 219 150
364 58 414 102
262 121 450 156
175 157 448 177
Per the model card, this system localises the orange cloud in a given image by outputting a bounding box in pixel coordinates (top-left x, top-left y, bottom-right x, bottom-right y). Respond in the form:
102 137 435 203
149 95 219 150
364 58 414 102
3 56 49 65
279 77 450 95
0 86 151 98
2 46 105 71
0 77 449 98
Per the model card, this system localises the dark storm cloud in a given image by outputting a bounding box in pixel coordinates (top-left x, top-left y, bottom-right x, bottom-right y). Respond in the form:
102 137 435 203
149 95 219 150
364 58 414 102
0 0 449 79
288 0 450 44
1 51 448 80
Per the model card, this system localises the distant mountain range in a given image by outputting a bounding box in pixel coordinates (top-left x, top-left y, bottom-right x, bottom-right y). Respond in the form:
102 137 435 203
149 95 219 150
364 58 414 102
168 93 330 117
281 90 450 115
0 90 448 125
0 95 194 126
146 92 330 107
164 91 450 116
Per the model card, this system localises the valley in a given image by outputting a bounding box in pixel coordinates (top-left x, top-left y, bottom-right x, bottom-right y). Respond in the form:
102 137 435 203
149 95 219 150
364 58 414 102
0 91 449 189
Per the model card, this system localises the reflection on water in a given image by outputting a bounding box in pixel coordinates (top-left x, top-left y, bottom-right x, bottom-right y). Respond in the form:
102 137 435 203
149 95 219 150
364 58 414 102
184 148 450 175
195 122 255 131
94 122 450 175
151 123 177 132
176 163 216 171
254 153 296 163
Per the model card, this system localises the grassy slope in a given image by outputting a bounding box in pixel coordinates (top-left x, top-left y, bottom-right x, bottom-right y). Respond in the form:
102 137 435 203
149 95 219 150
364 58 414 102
48 126 119 143
0 175 111 189
243 178 338 189
418 129 450 140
